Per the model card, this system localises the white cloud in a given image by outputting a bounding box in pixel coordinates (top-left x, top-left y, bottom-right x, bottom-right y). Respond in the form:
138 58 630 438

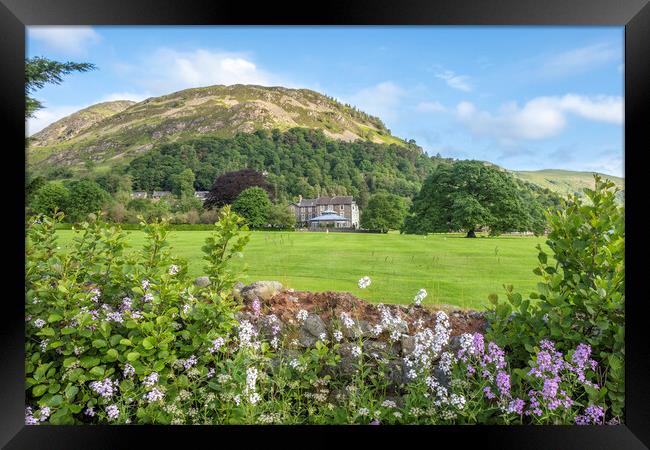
539 43 620 78
142 48 285 93
455 94 623 143
435 70 473 92
28 26 101 55
416 101 446 113
347 82 406 121
582 154 624 178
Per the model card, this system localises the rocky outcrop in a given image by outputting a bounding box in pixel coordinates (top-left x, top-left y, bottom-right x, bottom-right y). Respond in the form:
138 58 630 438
234 281 488 394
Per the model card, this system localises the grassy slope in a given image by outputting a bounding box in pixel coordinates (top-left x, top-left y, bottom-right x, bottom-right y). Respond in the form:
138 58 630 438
513 169 624 197
55 230 549 309
28 85 406 172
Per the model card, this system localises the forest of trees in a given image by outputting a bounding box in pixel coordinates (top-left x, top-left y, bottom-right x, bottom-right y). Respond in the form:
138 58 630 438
125 128 445 207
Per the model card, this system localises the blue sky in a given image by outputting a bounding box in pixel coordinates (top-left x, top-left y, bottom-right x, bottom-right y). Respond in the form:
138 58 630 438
26 26 624 176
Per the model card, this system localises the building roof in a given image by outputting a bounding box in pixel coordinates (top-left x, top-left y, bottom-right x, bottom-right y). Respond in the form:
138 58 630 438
294 196 354 207
308 212 350 222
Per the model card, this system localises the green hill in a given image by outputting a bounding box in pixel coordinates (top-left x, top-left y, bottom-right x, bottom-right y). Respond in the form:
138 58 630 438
27 84 405 171
26 84 624 203
513 169 624 199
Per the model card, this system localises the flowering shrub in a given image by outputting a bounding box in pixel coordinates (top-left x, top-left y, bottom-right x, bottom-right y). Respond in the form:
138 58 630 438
25 194 616 425
485 175 624 420
25 207 246 424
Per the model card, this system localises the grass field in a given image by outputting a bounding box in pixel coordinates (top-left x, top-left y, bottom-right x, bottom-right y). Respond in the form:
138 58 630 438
54 230 550 309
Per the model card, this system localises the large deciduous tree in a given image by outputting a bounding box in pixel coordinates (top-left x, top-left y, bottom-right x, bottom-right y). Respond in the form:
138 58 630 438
204 168 273 209
232 187 272 228
402 160 541 237
64 179 111 223
361 192 409 232
28 181 69 216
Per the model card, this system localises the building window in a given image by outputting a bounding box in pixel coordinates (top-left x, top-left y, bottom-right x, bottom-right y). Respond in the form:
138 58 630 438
340 205 344 210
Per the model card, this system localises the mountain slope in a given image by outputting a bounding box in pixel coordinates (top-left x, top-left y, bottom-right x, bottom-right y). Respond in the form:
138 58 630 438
30 100 136 147
513 169 624 197
27 85 405 170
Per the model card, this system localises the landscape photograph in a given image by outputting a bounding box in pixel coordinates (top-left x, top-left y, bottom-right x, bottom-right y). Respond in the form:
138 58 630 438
24 26 624 425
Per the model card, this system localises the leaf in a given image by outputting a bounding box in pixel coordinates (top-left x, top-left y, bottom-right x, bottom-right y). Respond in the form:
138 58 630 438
92 339 107 348
80 356 100 369
120 339 133 346
89 366 105 377
46 394 64 407
127 352 141 362
64 385 79 400
105 349 119 361
47 313 62 323
32 384 48 397
142 337 156 350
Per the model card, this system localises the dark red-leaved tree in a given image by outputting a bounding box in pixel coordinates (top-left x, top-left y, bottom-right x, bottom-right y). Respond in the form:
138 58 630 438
204 168 273 209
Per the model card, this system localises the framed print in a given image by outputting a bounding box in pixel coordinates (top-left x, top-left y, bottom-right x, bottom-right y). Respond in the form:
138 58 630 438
1 0 649 448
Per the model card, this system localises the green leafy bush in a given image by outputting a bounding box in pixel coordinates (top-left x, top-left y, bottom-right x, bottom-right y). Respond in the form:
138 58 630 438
25 208 246 424
484 175 624 419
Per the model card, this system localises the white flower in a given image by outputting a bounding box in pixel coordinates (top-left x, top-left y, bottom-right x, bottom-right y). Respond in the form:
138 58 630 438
296 309 308 322
381 400 397 408
358 276 371 289
33 319 46 328
450 394 466 409
413 288 427 306
351 345 362 358
245 367 258 394
319 333 327 341
168 264 179 275
357 407 369 416
340 312 355 329
333 330 343 342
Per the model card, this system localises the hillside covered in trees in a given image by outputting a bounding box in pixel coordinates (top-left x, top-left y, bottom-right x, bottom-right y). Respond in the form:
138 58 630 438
125 128 444 207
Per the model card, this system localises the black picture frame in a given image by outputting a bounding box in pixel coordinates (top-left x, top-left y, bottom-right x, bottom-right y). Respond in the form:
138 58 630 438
1 0 648 448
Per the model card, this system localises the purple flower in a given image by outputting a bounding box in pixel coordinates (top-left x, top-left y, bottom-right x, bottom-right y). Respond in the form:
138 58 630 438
483 386 496 400
143 372 159 387
85 406 95 417
143 387 165 403
507 398 525 415
120 297 132 311
183 355 198 370
106 404 119 421
473 333 485 356
25 407 38 425
38 406 51 422
208 337 225 354
123 363 135 378
89 378 118 399
369 419 381 425
251 298 261 316
575 405 605 425
541 376 559 400
495 371 511 397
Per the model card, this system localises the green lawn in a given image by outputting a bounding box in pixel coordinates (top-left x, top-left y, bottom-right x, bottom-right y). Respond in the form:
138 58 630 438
54 230 549 309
